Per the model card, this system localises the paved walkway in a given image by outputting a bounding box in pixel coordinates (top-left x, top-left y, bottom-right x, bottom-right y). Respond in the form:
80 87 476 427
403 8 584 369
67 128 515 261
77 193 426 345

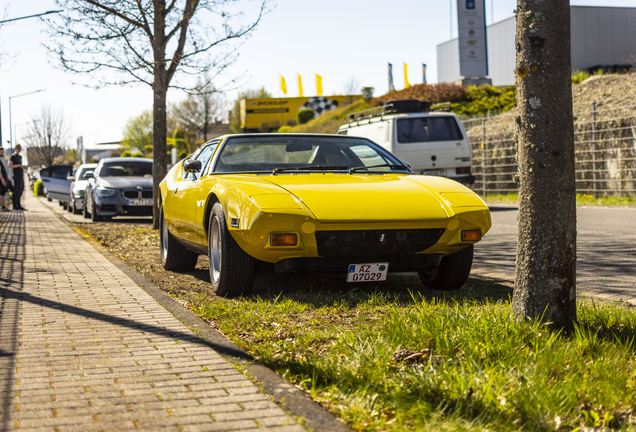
0 192 305 431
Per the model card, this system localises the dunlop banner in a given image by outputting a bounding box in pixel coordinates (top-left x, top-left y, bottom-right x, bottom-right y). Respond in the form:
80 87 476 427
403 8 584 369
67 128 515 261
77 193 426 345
240 95 356 132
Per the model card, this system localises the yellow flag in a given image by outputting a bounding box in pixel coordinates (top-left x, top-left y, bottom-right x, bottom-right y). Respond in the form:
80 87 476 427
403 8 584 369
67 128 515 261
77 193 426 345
404 63 410 89
280 75 287 95
298 74 304 97
316 74 323 96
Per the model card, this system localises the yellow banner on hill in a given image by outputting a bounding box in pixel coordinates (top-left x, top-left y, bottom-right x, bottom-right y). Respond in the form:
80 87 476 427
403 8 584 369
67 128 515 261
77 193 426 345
240 95 356 132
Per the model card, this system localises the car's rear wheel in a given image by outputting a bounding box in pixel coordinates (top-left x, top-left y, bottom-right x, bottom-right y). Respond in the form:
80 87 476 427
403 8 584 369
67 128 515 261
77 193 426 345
160 205 198 271
208 202 254 296
67 202 73 212
418 245 474 291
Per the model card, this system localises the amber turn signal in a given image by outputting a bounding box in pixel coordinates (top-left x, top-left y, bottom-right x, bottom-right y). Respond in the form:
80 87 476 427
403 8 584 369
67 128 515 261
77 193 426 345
462 230 482 242
271 233 298 246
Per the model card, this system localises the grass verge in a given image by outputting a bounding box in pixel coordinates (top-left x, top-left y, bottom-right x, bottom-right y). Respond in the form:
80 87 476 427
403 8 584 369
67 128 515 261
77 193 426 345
190 276 636 431
483 193 636 207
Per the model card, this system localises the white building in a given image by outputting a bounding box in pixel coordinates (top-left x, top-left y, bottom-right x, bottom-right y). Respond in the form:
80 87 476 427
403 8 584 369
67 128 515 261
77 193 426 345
437 6 636 86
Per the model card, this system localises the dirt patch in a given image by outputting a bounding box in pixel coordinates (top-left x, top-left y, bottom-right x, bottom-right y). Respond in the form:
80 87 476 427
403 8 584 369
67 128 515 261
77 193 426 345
76 222 214 305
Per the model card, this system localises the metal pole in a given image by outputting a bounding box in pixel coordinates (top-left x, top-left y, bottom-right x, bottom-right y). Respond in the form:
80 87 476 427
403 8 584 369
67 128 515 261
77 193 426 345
9 97 12 150
482 116 486 197
592 100 597 196
8 89 46 150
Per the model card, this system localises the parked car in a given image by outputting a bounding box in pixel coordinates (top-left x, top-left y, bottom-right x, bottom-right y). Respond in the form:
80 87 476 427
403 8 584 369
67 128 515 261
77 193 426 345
66 163 97 215
39 165 74 207
84 157 153 222
337 99 475 185
159 134 491 296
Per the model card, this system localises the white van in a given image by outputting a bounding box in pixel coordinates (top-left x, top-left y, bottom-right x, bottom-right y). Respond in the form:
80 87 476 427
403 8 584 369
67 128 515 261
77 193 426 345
337 100 474 185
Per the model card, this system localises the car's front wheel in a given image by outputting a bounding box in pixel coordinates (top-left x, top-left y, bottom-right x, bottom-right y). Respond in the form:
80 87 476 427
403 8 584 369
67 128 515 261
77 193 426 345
160 205 198 271
91 198 103 222
208 202 254 296
418 245 474 291
83 199 90 219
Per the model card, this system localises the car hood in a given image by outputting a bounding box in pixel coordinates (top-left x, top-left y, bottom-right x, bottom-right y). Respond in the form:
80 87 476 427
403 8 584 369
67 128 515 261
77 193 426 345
262 174 450 222
96 177 153 189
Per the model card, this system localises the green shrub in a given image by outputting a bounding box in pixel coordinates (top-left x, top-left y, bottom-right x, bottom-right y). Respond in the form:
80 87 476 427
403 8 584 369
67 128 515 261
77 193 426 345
297 109 315 125
121 150 133 157
178 151 188 160
33 180 44 196
259 121 270 133
132 152 143 157
449 84 517 116
277 126 293 133
269 119 281 131
286 118 297 127
361 86 374 102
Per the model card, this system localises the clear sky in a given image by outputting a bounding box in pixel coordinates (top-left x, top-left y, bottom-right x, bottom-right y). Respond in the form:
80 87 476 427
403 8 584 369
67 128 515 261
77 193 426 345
1 0 635 149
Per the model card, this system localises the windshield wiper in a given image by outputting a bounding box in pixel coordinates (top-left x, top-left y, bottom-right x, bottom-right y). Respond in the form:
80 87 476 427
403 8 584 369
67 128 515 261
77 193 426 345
348 164 411 174
272 165 349 174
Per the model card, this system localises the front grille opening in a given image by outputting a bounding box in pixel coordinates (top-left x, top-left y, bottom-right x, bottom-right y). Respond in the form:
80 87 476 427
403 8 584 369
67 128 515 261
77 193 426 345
315 229 445 256
123 191 138 199
141 191 153 198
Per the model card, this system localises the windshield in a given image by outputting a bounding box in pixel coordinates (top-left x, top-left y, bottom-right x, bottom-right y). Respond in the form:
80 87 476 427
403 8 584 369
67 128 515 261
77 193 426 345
100 161 153 177
397 116 463 143
214 136 408 173
77 167 95 180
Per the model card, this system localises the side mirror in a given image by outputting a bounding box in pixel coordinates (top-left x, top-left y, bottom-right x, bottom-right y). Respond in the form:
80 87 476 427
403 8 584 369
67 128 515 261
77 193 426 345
183 159 202 173
84 172 95 180
67 176 75 182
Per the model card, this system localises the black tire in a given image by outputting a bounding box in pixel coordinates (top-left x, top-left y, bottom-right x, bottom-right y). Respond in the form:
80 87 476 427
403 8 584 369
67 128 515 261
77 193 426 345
72 199 81 215
83 199 90 219
208 202 254 296
160 205 198 271
418 245 474 291
91 199 103 222
59 200 64 207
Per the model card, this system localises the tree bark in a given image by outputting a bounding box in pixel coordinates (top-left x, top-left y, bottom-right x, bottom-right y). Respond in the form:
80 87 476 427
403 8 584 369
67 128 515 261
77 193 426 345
512 0 577 326
152 0 168 229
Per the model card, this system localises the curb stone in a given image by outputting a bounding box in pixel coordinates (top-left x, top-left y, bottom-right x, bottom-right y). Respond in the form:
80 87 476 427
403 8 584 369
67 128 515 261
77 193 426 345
43 199 352 432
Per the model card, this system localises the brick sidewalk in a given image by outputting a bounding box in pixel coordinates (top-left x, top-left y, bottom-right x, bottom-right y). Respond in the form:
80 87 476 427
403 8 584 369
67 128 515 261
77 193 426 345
0 193 305 431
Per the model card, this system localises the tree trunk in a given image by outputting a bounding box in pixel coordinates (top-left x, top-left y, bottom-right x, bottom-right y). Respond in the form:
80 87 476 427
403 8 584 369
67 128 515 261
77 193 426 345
512 0 577 326
152 0 168 230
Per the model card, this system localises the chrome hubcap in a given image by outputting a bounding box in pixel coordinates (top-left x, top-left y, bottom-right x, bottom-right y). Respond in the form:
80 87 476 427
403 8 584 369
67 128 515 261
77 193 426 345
210 216 221 283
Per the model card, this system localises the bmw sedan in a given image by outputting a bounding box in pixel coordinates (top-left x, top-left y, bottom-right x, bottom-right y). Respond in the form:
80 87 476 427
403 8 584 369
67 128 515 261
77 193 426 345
84 157 153 222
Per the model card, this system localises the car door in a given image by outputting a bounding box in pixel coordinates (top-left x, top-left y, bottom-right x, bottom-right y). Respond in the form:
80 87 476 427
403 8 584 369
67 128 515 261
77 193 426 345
170 142 219 244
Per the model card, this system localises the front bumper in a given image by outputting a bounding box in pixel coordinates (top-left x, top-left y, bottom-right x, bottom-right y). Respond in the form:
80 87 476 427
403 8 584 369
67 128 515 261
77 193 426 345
93 188 153 217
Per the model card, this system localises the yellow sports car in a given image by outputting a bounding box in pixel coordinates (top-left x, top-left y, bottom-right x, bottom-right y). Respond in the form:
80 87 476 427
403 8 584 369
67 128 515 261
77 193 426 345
159 134 491 296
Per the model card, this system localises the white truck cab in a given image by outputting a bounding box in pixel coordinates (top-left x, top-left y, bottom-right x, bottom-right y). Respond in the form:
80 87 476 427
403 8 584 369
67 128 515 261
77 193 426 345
337 99 474 185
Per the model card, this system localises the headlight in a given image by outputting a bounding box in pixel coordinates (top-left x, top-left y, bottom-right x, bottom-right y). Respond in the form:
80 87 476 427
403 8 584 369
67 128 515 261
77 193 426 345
73 189 84 199
95 187 117 197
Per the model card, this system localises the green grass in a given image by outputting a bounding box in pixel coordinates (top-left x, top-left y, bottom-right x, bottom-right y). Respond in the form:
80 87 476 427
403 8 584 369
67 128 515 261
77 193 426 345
191 276 636 431
483 193 636 207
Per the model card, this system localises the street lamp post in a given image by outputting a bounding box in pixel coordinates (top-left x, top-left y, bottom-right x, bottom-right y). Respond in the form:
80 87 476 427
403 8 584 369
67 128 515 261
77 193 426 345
14 120 39 145
9 89 46 150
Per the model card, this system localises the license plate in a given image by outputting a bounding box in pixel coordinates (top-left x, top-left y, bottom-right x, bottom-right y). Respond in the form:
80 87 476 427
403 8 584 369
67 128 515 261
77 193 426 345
421 170 446 176
346 263 389 282
127 199 152 206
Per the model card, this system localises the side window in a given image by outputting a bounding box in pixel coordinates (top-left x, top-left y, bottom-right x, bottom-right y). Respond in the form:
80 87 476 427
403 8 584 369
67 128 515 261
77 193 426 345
184 142 218 180
348 145 390 170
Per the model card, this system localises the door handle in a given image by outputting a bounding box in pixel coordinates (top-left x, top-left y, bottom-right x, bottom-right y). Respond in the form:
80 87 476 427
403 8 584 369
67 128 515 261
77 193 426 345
42 179 51 182
174 187 178 194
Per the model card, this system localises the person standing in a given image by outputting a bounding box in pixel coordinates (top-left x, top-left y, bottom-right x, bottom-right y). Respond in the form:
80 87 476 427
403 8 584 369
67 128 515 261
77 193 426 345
8 144 25 211
0 147 10 211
